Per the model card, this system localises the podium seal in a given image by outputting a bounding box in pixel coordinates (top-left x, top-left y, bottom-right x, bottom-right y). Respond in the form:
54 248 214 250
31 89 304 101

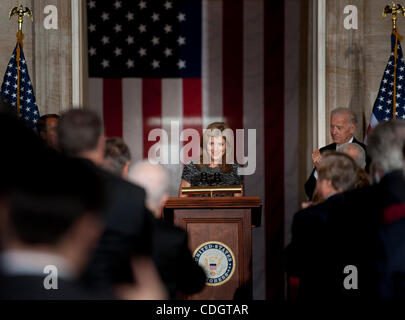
193 241 236 286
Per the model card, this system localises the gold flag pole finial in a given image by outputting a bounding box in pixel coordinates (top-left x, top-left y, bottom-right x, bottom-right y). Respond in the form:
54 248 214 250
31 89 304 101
383 3 405 31
8 4 33 118
9 4 32 33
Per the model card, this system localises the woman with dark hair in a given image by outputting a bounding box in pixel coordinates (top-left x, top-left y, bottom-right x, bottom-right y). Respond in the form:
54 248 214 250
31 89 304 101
178 122 243 197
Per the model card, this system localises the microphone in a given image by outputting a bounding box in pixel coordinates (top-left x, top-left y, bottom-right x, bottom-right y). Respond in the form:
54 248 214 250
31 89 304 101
213 172 221 185
200 172 208 185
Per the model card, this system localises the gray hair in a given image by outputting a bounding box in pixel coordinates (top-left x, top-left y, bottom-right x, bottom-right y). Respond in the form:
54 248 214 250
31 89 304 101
317 151 359 192
58 109 102 157
129 160 170 210
367 120 405 173
331 107 357 125
340 143 366 169
104 137 131 176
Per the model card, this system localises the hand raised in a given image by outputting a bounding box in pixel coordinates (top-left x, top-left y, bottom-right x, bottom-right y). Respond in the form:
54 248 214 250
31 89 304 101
312 149 322 168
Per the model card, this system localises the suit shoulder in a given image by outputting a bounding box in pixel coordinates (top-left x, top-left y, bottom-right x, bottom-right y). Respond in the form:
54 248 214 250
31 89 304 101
106 170 146 196
294 206 322 220
320 143 336 152
154 219 187 243
121 177 146 195
293 195 343 222
344 184 374 200
293 206 325 226
353 137 366 150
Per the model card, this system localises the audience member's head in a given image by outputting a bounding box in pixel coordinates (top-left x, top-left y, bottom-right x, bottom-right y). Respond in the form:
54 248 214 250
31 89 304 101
58 109 105 166
354 167 370 189
316 151 359 200
0 98 16 117
129 161 170 218
3 157 104 276
37 114 60 150
0 105 51 196
0 104 53 249
340 143 366 169
103 137 131 178
368 120 405 182
330 108 357 146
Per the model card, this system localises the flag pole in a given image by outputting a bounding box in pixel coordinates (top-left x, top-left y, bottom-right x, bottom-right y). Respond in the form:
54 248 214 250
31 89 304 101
9 4 33 118
383 3 405 119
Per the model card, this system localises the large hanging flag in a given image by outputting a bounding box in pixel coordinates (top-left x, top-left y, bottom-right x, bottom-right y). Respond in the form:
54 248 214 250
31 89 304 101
365 31 405 142
87 0 283 298
0 29 39 128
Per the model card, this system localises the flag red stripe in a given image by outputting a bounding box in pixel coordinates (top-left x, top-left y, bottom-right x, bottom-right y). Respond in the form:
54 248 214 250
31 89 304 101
103 79 123 138
142 79 162 159
222 0 244 132
383 204 405 224
264 1 285 299
183 78 203 135
183 78 202 163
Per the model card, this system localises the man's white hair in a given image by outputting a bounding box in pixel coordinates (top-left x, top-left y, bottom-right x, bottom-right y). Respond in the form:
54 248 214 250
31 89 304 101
340 143 366 169
368 120 405 173
129 160 171 210
331 107 357 125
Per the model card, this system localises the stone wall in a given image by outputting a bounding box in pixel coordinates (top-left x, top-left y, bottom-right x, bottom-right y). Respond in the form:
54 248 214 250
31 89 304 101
326 0 395 143
0 0 86 116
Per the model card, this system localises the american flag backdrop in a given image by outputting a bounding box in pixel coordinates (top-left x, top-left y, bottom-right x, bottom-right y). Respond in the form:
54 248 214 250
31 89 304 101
87 0 285 299
366 32 405 141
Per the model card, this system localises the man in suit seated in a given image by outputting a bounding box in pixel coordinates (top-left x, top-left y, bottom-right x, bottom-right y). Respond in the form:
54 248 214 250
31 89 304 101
340 143 366 169
129 161 206 299
285 152 360 299
0 105 114 299
332 120 405 300
288 120 405 300
0 155 114 299
365 121 405 300
57 110 156 291
304 108 368 200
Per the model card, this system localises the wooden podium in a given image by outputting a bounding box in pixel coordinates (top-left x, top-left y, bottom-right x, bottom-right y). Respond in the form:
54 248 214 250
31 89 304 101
163 197 262 300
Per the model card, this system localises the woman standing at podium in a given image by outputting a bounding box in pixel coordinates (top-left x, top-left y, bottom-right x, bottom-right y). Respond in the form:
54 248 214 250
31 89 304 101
178 122 244 197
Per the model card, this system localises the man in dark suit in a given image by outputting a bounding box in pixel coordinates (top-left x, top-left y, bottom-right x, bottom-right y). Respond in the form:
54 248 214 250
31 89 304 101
304 108 368 199
57 109 154 290
129 161 206 299
362 122 405 300
378 201 405 300
335 168 405 300
0 152 114 299
285 152 360 299
288 120 405 300
0 106 111 299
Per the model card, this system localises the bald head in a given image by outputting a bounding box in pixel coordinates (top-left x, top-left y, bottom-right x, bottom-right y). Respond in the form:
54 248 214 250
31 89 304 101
340 143 366 169
129 161 170 218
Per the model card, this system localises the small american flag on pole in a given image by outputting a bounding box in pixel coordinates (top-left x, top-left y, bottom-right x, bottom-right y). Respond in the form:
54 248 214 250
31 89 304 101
0 40 40 128
365 32 405 142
